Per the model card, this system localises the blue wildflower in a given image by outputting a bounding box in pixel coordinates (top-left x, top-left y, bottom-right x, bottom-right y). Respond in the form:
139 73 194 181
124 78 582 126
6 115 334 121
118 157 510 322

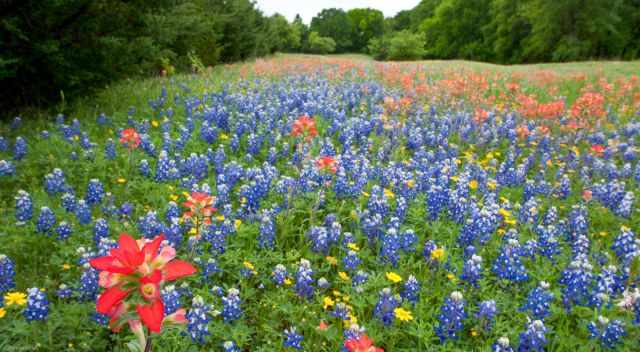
23 287 49 321
435 291 467 342
520 281 554 320
374 287 400 326
283 326 304 350
187 296 211 344
588 316 625 350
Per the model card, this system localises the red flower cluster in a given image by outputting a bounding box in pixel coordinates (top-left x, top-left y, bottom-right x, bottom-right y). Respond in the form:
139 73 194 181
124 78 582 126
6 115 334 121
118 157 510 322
119 128 141 149
90 233 196 333
344 334 384 352
183 192 216 226
315 156 337 174
291 115 317 141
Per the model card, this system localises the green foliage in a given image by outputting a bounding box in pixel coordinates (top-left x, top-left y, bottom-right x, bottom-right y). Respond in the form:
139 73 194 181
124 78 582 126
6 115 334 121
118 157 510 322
310 8 354 53
307 32 336 54
347 8 385 53
388 31 426 60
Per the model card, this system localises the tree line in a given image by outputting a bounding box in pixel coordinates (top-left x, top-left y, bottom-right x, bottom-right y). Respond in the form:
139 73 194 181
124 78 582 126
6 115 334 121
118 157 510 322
1 0 639 111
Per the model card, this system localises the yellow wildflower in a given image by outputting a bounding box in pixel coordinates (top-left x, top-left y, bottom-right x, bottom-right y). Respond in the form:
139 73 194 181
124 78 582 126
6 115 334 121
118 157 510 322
498 209 511 218
188 228 197 235
384 188 395 199
362 191 370 197
62 263 71 270
0 307 5 318
338 272 350 281
599 231 608 237
323 296 335 310
326 256 338 266
386 272 402 283
347 243 360 251
447 273 456 281
504 218 517 225
170 194 178 201
4 292 27 306
469 180 478 190
216 215 225 222
235 219 242 229
487 180 497 190
394 308 413 322
471 329 478 337
220 133 229 140
431 248 445 261
333 290 342 297
117 178 126 184
405 180 415 189
284 278 293 286
151 120 159 127
243 261 255 271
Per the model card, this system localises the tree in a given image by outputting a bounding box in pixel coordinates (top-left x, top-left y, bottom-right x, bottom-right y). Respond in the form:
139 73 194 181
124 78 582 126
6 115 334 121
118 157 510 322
310 8 354 53
347 8 385 53
483 0 531 63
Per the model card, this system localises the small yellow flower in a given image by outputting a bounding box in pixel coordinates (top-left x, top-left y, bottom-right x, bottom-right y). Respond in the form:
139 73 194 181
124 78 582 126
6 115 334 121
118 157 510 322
405 180 415 189
243 261 255 271
151 120 159 127
451 176 459 182
326 256 338 266
117 178 126 184
333 290 342 297
447 273 456 281
471 328 478 337
220 133 229 140
384 188 395 199
0 307 6 318
394 307 413 322
497 229 506 235
170 194 178 201
73 135 79 141
338 272 350 281
361 191 370 197
386 272 402 283
487 180 497 190
62 263 71 270
504 218 517 225
599 231 608 237
469 180 478 190
323 296 335 310
188 228 197 235
240 197 247 204
4 292 27 306
284 278 293 286
235 219 242 229
498 209 511 218
342 295 350 302
347 243 360 251
431 248 445 261
216 215 225 222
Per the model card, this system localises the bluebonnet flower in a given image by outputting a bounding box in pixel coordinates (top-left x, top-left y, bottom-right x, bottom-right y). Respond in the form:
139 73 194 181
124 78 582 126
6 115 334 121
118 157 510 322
93 218 109 244
615 192 634 218
162 285 182 315
85 179 104 205
559 256 593 310
588 316 625 350
283 326 304 350
78 266 99 302
222 341 241 352
461 254 483 287
536 225 560 261
55 221 72 241
492 337 514 352
0 160 15 176
380 228 402 266
520 281 554 320
104 139 116 160
518 319 548 352
492 239 528 283
271 264 288 286
23 287 49 321
187 295 212 344
374 287 400 326
75 199 92 225
352 270 369 289
476 300 497 332
435 291 467 342
401 275 420 305
331 302 350 320
36 207 56 235
294 259 314 300
44 168 67 195
306 226 330 254
0 254 16 293
222 288 242 323
15 190 33 224
13 136 27 161
611 226 639 268
200 258 221 281
140 159 150 177
56 284 73 299
258 213 276 249
61 192 76 212
342 250 361 272
591 265 623 309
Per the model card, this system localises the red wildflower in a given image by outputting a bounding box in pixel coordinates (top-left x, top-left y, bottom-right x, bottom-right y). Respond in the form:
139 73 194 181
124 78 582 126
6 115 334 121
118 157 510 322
315 156 337 174
119 128 141 149
591 144 605 155
90 233 196 333
291 115 318 141
182 192 216 225
317 320 329 331
582 190 593 202
344 334 384 352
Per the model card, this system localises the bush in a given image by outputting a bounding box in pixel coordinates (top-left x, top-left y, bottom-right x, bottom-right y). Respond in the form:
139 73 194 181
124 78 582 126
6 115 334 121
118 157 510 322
369 31 425 61
307 31 336 54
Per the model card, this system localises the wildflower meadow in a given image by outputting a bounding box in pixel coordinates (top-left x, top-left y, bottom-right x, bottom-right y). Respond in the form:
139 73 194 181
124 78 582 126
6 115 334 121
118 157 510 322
1 55 640 351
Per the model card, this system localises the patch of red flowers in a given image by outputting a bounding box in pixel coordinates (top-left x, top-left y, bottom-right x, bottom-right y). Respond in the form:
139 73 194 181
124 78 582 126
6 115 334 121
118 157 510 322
89 233 196 333
119 128 141 149
344 334 384 352
291 115 318 141
591 144 605 155
315 156 337 174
